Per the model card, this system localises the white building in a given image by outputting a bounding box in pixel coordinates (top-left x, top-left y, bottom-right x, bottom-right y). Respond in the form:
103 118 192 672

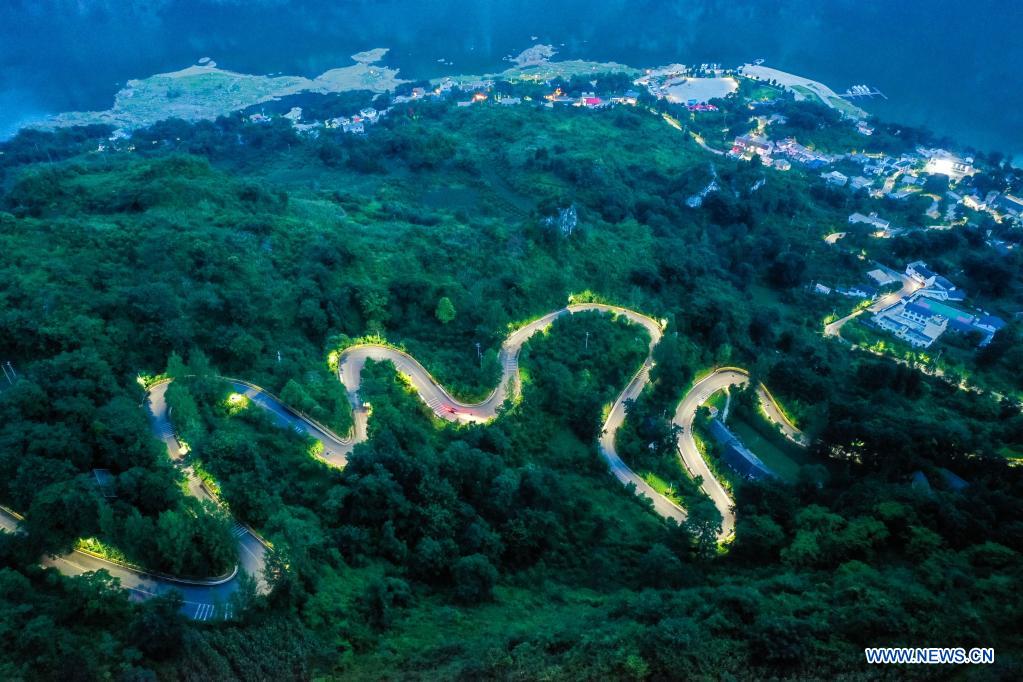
848 212 890 230
873 299 949 348
822 170 848 186
921 149 976 181
867 269 898 286
871 304 949 349
906 261 937 287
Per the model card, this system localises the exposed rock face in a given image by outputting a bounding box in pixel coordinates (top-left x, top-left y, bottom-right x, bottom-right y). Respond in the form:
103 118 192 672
545 204 578 236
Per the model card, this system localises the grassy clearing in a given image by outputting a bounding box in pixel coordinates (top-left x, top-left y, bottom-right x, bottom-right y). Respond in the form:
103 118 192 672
702 388 728 413
728 416 803 482
640 471 685 506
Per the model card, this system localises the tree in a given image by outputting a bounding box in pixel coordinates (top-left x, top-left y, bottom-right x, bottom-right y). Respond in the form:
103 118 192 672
734 514 786 562
681 498 722 560
358 576 411 629
638 542 683 588
767 250 807 289
128 592 185 660
453 553 497 604
435 296 456 324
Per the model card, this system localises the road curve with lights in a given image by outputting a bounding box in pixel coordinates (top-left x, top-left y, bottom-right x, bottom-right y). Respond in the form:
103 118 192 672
673 368 806 539
1 302 803 617
336 303 687 522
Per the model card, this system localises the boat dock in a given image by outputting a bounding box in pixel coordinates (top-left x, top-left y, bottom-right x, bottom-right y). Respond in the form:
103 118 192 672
840 84 887 100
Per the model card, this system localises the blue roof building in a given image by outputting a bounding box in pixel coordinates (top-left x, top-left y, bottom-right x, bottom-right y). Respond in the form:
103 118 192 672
708 419 774 480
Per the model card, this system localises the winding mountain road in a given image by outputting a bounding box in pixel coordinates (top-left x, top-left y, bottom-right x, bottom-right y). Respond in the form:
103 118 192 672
1 303 802 616
674 368 806 539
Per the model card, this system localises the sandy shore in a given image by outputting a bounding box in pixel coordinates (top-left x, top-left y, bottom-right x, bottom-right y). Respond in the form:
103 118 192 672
740 64 865 118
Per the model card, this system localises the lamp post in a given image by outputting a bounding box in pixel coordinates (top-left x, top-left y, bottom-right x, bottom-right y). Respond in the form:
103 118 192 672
475 342 482 369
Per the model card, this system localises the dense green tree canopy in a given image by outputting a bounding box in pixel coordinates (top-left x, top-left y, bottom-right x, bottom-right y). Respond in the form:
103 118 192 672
0 85 1021 679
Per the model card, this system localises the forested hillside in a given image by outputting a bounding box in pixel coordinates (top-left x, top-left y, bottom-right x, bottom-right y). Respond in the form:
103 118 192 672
1 91 1021 679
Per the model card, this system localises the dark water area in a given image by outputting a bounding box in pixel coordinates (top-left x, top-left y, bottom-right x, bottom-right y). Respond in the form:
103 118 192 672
2 0 1021 160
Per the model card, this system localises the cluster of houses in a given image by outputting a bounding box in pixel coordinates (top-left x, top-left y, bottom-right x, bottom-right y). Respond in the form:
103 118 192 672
725 114 1023 235
870 261 1005 349
229 65 1023 246
324 107 382 134
848 211 895 237
820 170 876 192
537 88 640 110
964 190 1023 224
730 133 834 171
247 105 385 136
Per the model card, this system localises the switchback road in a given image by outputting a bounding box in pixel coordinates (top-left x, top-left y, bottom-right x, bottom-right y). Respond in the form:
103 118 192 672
1 303 802 615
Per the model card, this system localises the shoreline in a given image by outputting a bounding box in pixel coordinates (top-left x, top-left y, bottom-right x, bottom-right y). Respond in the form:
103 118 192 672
14 48 1019 165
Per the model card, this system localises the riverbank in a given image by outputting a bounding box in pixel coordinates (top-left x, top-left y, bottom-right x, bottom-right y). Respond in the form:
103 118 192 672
739 63 866 119
35 50 405 133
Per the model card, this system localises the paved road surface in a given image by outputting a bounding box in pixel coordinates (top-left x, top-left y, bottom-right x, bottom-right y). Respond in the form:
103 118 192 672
672 368 807 539
0 381 273 620
2 303 805 615
825 272 920 339
338 304 685 521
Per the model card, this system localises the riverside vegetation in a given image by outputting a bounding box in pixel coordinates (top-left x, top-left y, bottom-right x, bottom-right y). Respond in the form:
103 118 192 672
1 81 1022 679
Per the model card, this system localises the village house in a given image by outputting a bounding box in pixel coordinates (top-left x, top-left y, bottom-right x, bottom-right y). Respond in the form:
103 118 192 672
822 170 848 186
917 274 966 302
732 134 773 156
611 90 640 105
906 260 937 286
708 419 774 480
867 268 899 286
921 148 976 181
848 212 890 231
987 193 1023 222
873 297 951 348
775 137 832 168
837 283 878 300
577 92 609 109
873 291 1005 348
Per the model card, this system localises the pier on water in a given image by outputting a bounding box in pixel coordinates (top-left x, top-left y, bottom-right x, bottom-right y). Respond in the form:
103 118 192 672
839 84 887 100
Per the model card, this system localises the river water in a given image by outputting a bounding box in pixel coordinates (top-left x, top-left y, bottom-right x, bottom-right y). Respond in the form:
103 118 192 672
1 0 1020 160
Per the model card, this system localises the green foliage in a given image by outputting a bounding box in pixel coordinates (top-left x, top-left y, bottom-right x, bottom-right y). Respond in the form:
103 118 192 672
434 295 456 324
452 554 497 604
0 92 1022 679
